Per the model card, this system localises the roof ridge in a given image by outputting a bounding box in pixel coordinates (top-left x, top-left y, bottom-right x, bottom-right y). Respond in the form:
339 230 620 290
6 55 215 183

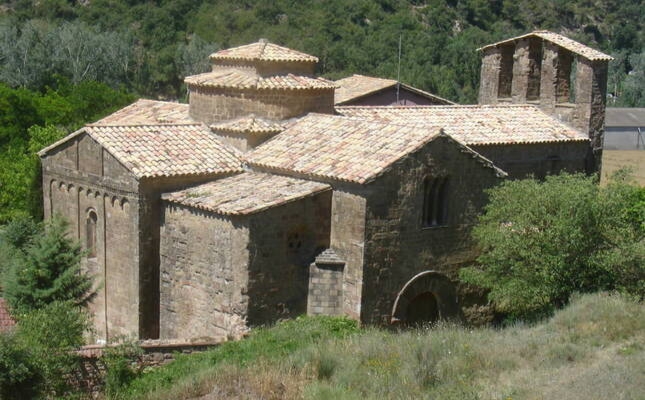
259 40 269 59
335 104 536 110
477 30 612 61
88 122 202 128
210 40 318 63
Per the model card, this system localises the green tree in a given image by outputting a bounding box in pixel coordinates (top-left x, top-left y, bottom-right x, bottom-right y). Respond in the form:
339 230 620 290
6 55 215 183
460 173 645 320
2 216 95 316
176 34 219 79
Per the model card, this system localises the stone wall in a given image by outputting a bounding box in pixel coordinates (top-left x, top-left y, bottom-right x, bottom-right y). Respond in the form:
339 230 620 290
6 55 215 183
478 39 609 173
246 191 332 325
215 130 276 153
358 136 504 325
471 142 589 179
159 189 331 337
307 256 344 316
42 133 228 341
328 187 367 320
211 60 316 77
159 204 250 340
42 133 141 342
188 86 335 124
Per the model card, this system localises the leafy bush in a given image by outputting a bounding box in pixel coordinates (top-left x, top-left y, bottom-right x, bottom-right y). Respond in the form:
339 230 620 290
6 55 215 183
460 173 645 320
0 332 42 400
0 301 90 399
14 301 91 397
0 216 94 398
2 216 94 316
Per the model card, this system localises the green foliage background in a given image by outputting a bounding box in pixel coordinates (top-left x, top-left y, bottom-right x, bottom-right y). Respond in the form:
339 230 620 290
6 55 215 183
0 80 134 223
1 0 643 105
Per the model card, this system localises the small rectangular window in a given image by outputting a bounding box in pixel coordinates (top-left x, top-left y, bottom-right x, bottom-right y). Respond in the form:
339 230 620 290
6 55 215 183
423 177 448 227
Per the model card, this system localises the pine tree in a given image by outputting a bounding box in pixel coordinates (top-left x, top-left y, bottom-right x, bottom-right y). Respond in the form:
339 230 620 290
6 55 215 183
2 217 94 316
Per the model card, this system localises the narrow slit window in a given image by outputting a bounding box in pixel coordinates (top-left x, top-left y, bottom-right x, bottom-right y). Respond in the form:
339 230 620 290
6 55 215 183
526 39 543 101
86 210 97 258
423 177 449 227
498 45 514 98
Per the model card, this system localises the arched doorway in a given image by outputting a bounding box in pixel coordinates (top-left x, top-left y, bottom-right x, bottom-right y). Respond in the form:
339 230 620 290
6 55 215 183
406 291 439 325
391 271 459 326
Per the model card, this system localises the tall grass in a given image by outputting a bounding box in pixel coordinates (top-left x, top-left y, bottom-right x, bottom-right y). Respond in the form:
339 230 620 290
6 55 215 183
115 316 358 399
116 293 644 400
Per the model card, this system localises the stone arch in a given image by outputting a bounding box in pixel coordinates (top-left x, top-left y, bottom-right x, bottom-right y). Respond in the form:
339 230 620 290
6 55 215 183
391 271 459 325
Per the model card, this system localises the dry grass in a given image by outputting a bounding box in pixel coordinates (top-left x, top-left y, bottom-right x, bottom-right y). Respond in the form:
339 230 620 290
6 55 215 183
601 150 645 186
119 293 645 400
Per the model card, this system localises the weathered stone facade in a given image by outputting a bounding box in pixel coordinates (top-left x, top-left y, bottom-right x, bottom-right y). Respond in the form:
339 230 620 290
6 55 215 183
359 136 504 324
40 32 611 342
478 31 612 172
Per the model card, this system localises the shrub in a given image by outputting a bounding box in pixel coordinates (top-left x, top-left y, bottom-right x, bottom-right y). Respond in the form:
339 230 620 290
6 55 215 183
15 301 91 397
0 333 42 400
102 340 144 398
460 173 645 320
0 301 90 398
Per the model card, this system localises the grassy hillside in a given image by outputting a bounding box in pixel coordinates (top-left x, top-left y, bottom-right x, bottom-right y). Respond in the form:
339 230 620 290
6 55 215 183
114 292 645 400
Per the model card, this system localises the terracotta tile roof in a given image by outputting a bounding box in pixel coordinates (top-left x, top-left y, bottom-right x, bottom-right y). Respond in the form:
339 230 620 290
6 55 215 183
210 40 318 63
81 124 242 178
163 172 330 215
334 74 398 104
336 105 589 145
210 116 287 135
478 30 613 61
334 74 454 105
95 99 193 125
0 298 16 332
246 113 446 184
185 69 336 91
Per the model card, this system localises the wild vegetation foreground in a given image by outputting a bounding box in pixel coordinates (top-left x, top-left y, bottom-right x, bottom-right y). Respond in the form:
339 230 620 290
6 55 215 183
114 293 644 400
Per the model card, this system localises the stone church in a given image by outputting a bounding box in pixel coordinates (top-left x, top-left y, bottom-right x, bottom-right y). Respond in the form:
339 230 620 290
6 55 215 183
39 31 611 342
